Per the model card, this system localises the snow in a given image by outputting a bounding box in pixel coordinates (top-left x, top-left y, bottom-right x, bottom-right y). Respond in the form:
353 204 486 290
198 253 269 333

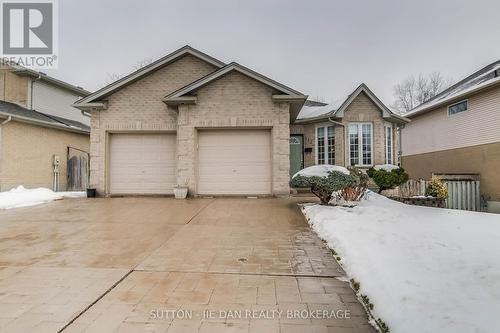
407 64 500 117
292 165 350 178
297 97 347 120
0 186 85 210
373 164 400 171
302 192 500 333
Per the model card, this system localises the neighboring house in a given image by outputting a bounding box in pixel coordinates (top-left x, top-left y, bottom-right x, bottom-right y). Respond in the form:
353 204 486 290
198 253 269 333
401 60 500 213
290 84 409 177
0 63 90 191
73 45 408 197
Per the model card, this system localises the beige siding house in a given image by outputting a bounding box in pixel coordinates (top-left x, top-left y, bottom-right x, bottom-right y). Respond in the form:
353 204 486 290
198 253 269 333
290 84 409 176
74 46 407 197
401 60 500 212
0 64 90 191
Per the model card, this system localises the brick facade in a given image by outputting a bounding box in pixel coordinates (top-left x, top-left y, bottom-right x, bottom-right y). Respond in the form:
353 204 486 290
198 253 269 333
291 92 401 169
90 55 291 196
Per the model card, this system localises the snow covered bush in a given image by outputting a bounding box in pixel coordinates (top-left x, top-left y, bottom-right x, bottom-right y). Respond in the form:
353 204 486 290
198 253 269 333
425 176 448 199
290 166 367 205
367 166 409 193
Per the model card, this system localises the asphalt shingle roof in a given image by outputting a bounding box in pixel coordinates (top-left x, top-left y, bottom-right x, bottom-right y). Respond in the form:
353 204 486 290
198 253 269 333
0 101 89 132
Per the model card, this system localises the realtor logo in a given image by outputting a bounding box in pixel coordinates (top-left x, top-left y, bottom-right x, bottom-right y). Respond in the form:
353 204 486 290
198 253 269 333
0 0 58 68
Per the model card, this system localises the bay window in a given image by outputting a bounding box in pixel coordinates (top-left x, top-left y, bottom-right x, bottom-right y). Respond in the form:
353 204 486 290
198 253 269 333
349 123 372 166
316 125 335 164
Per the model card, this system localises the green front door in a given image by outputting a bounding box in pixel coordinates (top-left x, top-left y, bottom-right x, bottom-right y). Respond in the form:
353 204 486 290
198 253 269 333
289 135 304 178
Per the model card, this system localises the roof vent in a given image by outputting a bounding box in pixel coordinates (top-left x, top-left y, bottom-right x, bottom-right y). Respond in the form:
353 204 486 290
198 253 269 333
495 69 500 78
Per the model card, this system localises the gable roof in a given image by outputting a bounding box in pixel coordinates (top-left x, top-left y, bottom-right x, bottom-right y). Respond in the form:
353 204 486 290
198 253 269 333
406 59 500 118
0 101 89 134
163 62 304 99
296 83 409 124
75 45 226 105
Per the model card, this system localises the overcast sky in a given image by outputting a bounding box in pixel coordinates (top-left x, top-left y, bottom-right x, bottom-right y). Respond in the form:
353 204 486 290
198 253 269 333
49 0 500 105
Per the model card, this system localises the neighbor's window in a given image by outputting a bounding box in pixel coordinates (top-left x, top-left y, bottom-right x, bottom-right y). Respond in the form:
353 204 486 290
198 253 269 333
349 123 372 166
316 125 335 164
448 100 468 116
384 125 393 164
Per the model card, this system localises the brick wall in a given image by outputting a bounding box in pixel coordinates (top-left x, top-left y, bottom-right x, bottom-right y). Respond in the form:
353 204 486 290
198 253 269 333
90 55 291 196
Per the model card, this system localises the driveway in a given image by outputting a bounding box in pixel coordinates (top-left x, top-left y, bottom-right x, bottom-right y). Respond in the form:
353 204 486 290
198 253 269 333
0 197 374 333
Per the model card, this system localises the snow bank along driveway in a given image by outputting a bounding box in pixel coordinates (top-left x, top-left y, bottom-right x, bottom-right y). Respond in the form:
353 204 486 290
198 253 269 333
0 186 85 209
302 192 500 333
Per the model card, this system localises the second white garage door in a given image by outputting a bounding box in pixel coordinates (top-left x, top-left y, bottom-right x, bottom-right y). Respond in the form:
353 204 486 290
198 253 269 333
109 133 176 194
198 130 272 195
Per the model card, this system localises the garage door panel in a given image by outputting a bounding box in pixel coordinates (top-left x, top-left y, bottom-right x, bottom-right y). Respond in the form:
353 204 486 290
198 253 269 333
110 133 176 194
198 130 271 195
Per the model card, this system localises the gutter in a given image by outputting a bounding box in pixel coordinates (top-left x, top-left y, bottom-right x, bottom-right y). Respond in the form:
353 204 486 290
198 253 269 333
30 73 42 109
0 111 89 134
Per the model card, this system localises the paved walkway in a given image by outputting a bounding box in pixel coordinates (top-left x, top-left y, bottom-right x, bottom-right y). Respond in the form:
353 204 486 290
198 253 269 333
0 197 374 332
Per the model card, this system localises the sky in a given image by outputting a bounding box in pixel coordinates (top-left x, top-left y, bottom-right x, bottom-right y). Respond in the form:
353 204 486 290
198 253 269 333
48 0 500 105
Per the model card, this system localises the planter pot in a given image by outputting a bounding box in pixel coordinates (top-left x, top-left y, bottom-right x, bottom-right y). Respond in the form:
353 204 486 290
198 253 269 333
86 188 96 198
173 187 188 199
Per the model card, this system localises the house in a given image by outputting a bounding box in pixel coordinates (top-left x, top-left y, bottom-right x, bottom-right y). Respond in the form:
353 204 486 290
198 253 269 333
401 60 500 213
290 84 409 177
0 63 90 191
73 46 408 197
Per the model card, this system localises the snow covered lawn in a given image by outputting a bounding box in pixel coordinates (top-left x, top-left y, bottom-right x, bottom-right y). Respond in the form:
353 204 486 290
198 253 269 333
302 192 500 333
0 186 85 210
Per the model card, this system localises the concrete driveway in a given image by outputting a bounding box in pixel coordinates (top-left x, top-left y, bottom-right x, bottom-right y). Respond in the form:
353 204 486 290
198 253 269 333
0 197 374 333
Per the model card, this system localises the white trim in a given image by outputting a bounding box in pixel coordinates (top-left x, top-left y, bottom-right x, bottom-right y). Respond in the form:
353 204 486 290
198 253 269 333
314 123 335 165
384 124 393 164
348 122 373 167
447 99 468 116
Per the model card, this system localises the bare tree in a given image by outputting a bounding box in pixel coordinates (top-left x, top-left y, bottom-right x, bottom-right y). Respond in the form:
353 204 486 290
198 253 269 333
100 58 154 88
392 72 452 113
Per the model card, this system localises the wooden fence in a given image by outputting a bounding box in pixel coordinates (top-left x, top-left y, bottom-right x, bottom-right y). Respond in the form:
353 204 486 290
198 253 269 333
396 179 481 211
67 155 89 191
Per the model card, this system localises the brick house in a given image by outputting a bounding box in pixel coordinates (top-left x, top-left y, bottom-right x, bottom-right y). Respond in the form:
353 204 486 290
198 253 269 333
74 46 408 197
290 84 409 177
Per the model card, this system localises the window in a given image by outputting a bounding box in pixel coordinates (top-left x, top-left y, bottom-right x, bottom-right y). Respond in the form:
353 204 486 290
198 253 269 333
349 123 372 166
384 125 393 164
448 100 468 115
316 125 335 164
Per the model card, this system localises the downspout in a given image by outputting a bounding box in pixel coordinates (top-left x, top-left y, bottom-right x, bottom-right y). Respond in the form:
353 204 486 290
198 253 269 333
0 116 12 190
328 117 347 166
30 74 42 109
397 124 405 167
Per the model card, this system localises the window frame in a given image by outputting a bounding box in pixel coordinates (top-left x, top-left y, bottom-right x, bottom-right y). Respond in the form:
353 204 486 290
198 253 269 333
348 122 373 167
447 99 468 116
384 124 393 164
315 124 336 165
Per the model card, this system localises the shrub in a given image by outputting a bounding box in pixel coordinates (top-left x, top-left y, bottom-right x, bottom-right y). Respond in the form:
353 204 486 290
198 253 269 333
290 167 368 205
425 176 448 199
366 167 409 193
291 171 357 204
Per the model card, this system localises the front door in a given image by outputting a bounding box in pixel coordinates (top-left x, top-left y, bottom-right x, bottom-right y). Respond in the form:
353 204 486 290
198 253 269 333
289 135 304 178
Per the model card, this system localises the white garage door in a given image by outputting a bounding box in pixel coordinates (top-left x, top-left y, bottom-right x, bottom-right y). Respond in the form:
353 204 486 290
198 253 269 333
198 130 272 195
109 133 176 194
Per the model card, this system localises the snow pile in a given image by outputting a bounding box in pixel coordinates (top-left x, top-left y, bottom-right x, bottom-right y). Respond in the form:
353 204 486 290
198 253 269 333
0 186 85 209
373 164 399 171
292 165 350 178
302 193 500 333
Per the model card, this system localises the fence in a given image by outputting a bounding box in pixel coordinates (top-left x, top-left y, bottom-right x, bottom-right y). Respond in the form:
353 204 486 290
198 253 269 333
67 154 89 191
397 179 481 211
